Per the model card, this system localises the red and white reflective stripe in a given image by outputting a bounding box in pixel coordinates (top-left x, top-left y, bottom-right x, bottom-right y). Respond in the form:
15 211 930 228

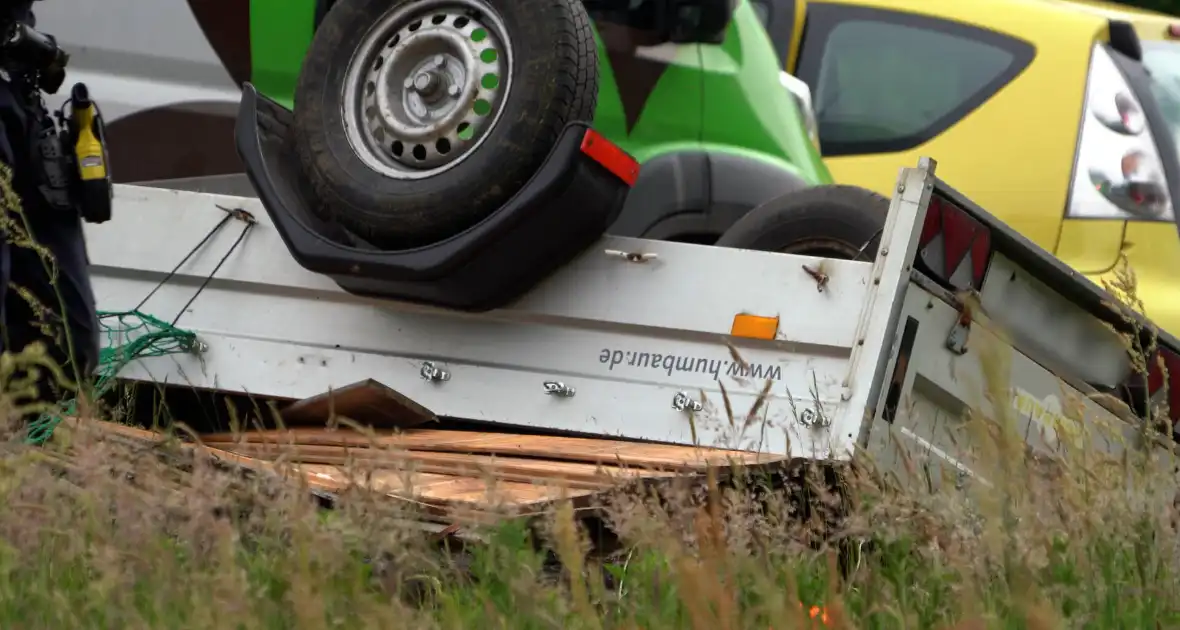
1146 347 1180 426
917 194 992 292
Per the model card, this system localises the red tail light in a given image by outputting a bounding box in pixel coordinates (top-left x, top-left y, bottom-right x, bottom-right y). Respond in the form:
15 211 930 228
917 193 993 292
580 129 640 187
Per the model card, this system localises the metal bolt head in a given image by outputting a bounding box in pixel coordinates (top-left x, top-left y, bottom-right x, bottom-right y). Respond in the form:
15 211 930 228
433 54 446 67
403 77 414 89
672 392 703 413
420 361 450 382
447 84 460 97
543 381 575 397
414 73 433 91
799 408 830 428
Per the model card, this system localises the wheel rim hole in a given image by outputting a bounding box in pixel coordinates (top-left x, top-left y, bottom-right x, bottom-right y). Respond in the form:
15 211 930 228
386 34 400 48
457 122 473 140
373 56 384 71
412 144 427 160
431 14 446 25
365 81 375 96
436 138 451 154
480 73 498 90
473 99 491 116
454 16 470 28
480 48 497 63
471 28 487 42
391 141 404 157
409 20 422 32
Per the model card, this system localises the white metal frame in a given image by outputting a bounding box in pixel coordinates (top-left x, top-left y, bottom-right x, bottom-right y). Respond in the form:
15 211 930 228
85 168 930 459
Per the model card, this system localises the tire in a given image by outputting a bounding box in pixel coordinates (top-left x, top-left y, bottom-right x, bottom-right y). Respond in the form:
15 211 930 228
714 185 890 260
292 0 599 249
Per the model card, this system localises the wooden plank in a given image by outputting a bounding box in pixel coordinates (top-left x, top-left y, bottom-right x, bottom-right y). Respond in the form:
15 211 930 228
217 442 676 490
279 379 437 428
321 467 592 506
69 419 345 496
201 428 782 472
80 419 589 512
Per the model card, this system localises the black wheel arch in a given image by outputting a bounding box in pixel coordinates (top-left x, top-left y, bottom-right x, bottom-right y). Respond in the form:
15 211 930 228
607 148 813 242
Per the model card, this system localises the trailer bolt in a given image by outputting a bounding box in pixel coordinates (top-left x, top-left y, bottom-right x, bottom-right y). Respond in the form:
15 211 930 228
543 381 576 397
605 249 658 263
420 361 450 382
672 392 703 413
799 408 829 428
802 264 829 292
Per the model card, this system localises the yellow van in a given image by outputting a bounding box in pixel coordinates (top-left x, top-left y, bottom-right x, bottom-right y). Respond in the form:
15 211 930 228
754 0 1180 334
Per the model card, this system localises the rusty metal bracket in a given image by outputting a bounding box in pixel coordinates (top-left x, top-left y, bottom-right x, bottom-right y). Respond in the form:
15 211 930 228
946 297 975 355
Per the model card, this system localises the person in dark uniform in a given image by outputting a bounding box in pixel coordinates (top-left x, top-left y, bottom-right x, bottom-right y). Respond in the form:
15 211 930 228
0 0 100 422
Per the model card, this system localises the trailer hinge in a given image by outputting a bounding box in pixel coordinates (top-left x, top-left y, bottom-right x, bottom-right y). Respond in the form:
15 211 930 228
946 292 978 356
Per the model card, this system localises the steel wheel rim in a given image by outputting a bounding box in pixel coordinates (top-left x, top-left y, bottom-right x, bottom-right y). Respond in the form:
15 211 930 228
340 0 513 180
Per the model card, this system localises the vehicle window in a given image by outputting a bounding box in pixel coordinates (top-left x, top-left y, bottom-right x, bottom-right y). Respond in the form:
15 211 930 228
795 6 1034 157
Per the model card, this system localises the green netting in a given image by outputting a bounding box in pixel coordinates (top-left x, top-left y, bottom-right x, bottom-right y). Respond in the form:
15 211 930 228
23 309 197 445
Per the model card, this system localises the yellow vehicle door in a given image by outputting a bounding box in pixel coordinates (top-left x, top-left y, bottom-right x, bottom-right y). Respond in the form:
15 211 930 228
761 0 1114 269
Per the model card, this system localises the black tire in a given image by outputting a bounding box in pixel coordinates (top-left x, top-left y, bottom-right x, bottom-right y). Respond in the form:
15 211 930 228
292 0 599 249
714 185 890 260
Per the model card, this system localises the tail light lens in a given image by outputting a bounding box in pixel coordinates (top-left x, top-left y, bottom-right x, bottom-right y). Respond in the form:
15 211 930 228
916 193 993 293
1068 45 1173 221
1089 148 1170 218
1094 91 1146 135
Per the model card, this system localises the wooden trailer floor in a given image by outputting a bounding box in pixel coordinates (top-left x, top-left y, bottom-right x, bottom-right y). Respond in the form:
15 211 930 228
82 418 785 520
77 379 786 521
197 427 785 515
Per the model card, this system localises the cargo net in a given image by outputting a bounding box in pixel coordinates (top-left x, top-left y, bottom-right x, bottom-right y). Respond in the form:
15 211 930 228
23 206 256 445
24 311 198 445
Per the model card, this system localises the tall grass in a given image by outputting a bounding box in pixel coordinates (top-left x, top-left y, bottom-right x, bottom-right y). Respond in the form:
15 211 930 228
2 278 1180 630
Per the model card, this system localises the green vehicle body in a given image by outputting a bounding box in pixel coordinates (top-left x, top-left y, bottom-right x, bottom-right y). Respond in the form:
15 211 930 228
247 0 832 242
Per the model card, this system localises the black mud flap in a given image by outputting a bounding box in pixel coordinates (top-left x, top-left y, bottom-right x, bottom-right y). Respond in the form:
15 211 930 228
233 83 633 312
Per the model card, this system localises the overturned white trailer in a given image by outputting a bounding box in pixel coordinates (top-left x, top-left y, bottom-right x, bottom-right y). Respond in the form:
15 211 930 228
81 158 1180 512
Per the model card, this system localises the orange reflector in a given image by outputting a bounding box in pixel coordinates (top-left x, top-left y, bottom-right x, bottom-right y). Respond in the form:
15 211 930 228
580 129 640 186
731 314 779 340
